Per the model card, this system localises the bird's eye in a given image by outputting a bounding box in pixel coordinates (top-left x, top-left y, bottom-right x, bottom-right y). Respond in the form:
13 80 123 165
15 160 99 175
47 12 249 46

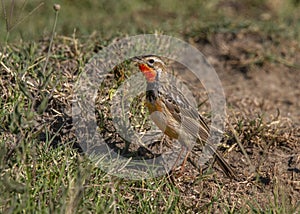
148 59 155 64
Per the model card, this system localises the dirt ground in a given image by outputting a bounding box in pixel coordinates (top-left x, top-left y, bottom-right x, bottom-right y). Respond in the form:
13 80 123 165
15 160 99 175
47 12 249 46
171 31 300 211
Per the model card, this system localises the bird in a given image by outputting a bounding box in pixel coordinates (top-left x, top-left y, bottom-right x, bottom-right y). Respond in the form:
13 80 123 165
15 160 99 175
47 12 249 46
132 55 236 179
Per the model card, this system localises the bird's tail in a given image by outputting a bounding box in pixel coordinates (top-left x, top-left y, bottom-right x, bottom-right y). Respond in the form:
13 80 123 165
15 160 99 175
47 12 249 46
214 150 236 179
206 144 236 179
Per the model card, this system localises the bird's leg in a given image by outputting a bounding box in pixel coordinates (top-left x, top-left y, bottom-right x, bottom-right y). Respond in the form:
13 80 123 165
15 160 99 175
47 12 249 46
180 149 190 175
170 146 183 172
171 146 189 175
160 135 166 154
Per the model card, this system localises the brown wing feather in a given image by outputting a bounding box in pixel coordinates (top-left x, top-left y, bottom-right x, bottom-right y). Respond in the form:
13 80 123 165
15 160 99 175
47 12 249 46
159 85 236 179
160 85 209 141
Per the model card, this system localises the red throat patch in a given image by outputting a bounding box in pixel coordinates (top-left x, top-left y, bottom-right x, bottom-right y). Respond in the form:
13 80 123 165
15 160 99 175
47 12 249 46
138 64 156 82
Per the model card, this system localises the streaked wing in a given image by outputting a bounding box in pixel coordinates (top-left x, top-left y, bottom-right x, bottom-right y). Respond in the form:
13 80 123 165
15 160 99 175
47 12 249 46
159 85 210 142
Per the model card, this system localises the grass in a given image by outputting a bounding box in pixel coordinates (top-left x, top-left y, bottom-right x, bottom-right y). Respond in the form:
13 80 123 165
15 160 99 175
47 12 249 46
1 0 300 213
1 0 300 42
1 139 182 213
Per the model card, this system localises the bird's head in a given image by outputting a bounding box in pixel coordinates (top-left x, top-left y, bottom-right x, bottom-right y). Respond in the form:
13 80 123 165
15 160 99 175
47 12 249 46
133 55 166 82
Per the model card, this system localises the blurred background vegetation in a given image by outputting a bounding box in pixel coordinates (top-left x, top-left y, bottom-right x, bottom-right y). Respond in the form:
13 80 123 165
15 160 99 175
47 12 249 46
1 0 300 42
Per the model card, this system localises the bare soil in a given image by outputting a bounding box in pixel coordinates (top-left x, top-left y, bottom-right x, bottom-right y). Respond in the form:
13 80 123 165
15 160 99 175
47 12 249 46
171 31 300 211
